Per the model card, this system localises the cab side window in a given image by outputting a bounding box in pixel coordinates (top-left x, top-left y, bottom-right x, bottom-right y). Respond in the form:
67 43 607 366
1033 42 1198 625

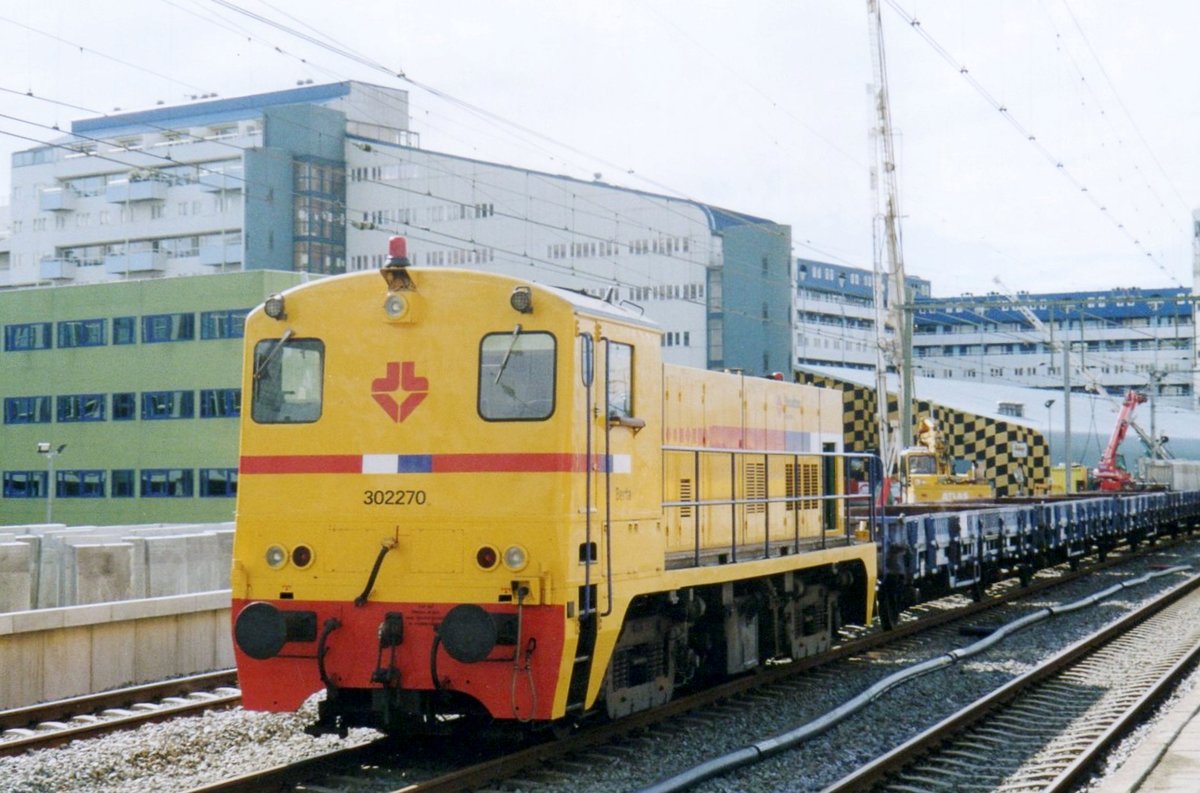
479 330 556 420
607 342 633 419
251 338 324 423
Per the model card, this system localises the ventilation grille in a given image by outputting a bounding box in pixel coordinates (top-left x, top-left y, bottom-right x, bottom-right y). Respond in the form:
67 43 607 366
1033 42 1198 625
786 461 821 511
679 478 693 519
745 462 766 514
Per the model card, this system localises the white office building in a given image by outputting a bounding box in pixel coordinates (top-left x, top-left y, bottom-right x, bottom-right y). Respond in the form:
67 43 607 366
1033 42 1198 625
1 81 794 375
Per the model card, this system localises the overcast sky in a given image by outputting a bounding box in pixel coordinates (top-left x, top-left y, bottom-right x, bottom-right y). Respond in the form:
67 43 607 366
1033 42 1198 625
0 1 1195 297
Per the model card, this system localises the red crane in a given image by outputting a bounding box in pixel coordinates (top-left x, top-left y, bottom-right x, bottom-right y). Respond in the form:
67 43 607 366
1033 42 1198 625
1094 390 1147 491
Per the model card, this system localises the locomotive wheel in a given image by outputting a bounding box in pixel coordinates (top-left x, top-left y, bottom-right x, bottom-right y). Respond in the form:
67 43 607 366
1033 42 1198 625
877 580 904 631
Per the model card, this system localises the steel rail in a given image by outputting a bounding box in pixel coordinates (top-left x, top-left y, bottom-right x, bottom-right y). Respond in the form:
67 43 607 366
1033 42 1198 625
184 739 396 793
0 669 237 734
390 549 1179 793
1 688 241 757
821 570 1200 792
183 541 1187 793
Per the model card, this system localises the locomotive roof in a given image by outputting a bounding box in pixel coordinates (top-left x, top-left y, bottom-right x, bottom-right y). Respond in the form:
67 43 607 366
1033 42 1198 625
539 282 661 331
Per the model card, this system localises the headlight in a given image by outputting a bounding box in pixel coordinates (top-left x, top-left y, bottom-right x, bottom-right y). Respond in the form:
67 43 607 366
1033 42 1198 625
476 545 499 570
264 294 286 320
291 545 313 569
266 545 288 569
384 293 408 319
503 544 528 572
510 286 533 314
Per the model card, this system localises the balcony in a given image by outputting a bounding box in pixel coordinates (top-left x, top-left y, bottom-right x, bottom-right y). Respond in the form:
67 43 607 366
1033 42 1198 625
39 188 77 212
198 165 244 192
106 179 168 203
197 242 244 267
39 258 77 280
104 250 169 274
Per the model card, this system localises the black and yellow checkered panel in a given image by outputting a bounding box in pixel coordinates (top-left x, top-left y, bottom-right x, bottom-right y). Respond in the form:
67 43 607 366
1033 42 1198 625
797 373 1049 497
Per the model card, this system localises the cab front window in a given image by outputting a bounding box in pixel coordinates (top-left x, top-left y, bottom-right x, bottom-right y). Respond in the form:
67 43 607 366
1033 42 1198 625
251 338 324 423
479 329 555 420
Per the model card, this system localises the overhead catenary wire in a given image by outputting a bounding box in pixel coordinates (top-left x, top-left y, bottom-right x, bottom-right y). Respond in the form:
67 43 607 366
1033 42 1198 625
1054 0 1194 218
882 0 1185 289
3 1 1190 308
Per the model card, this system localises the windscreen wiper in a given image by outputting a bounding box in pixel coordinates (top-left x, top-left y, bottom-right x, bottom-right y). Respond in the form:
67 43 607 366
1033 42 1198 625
253 329 294 380
493 324 522 384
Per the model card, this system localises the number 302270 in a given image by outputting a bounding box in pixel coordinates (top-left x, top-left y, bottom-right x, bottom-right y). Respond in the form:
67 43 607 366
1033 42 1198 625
363 489 428 506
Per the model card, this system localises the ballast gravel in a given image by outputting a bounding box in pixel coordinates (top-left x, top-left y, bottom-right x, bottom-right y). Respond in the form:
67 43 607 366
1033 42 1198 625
2 542 1198 793
0 699 377 793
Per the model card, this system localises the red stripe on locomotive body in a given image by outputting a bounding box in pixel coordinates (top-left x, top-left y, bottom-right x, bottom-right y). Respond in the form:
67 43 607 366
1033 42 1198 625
239 453 598 474
232 598 567 720
239 455 362 474
430 452 588 473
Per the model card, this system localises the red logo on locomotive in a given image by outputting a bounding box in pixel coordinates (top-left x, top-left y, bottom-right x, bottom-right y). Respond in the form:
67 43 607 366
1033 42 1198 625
372 361 428 422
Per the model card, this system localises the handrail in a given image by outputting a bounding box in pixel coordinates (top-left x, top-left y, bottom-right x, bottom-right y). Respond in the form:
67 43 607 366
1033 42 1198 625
599 338 615 617
660 447 882 568
579 332 594 619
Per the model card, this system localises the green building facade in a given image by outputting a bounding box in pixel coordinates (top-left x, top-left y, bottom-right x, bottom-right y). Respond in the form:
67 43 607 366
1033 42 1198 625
0 271 305 525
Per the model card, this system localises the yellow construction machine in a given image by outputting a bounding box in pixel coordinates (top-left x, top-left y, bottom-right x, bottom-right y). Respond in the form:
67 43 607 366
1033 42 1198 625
897 416 993 503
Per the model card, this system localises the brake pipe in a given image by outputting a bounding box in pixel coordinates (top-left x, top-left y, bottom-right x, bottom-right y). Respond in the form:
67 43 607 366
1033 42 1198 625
638 565 1193 793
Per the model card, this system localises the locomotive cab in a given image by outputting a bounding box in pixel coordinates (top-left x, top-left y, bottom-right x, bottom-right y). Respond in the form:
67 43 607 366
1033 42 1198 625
231 238 876 737
231 250 663 733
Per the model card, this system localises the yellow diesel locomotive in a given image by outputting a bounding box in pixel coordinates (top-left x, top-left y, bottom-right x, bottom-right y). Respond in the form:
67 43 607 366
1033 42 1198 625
231 238 876 735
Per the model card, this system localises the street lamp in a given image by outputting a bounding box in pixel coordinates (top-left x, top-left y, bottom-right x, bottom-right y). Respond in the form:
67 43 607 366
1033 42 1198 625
37 442 66 524
837 271 848 366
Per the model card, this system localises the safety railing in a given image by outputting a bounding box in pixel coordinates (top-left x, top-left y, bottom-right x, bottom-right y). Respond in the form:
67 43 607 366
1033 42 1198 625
661 447 880 569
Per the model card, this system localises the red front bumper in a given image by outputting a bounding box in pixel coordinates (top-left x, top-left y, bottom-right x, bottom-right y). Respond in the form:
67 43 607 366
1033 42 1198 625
232 598 566 720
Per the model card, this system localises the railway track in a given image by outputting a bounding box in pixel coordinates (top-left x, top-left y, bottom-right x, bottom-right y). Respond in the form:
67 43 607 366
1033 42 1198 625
0 670 239 757
183 545 1185 793
824 570 1200 792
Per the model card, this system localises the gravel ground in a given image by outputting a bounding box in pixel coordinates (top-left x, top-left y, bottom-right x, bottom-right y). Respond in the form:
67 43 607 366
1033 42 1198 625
0 697 379 793
2 540 1198 793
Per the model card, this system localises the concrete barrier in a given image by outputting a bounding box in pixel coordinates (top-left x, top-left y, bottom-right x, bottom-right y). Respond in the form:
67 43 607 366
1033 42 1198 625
0 522 234 611
0 590 232 710
68 543 134 605
0 542 34 613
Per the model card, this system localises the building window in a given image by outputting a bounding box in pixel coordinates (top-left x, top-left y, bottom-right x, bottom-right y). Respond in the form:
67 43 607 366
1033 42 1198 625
112 392 137 421
200 309 249 340
4 396 52 424
57 394 107 422
142 313 195 343
142 390 195 420
200 388 241 418
111 469 135 498
4 322 53 351
3 471 47 498
57 470 106 498
58 319 108 348
113 316 137 345
141 468 194 497
199 468 238 497
997 402 1025 418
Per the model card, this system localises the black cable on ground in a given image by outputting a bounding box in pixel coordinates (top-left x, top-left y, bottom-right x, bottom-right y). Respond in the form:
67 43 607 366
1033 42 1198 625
638 565 1193 793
